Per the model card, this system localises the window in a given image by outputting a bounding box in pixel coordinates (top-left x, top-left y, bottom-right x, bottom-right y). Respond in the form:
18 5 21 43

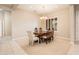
46 17 57 31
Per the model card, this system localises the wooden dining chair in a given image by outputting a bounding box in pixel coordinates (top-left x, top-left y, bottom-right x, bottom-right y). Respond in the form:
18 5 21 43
41 31 54 44
51 30 54 41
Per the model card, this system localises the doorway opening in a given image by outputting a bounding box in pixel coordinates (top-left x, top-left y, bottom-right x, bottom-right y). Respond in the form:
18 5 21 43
0 9 11 39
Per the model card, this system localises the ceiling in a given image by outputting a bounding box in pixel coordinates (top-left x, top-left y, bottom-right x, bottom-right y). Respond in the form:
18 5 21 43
17 4 70 16
0 4 70 15
0 4 18 10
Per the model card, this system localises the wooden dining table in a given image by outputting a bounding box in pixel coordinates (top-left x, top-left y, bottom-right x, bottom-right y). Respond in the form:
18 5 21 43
33 31 54 44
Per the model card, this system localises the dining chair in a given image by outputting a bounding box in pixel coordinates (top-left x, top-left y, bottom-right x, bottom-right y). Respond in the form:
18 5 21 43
27 31 39 45
51 30 54 41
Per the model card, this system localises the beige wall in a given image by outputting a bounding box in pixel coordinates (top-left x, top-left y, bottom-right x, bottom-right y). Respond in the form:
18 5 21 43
48 7 70 38
39 19 46 30
11 8 40 39
0 12 3 37
75 5 79 41
11 5 74 40
40 6 72 38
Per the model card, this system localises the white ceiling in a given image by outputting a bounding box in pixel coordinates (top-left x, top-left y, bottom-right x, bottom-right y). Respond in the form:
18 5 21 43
0 4 18 10
17 4 70 16
0 4 70 15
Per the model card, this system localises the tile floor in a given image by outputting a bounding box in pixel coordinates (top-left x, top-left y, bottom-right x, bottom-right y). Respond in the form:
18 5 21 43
0 37 79 55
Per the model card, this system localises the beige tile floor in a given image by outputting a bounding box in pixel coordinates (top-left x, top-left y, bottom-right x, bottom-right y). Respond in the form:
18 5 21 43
0 37 77 55
22 38 72 55
0 38 26 55
68 44 79 55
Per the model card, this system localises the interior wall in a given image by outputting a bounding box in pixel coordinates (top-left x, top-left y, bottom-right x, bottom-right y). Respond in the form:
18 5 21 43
0 12 3 37
69 5 75 43
11 5 74 41
11 8 40 39
75 5 79 42
39 19 46 30
40 6 72 38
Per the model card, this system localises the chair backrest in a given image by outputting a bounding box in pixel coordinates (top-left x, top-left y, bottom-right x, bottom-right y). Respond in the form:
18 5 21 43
27 31 33 41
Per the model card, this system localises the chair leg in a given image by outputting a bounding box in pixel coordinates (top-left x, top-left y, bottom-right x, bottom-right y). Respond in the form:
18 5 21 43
42 39 44 42
39 38 42 43
51 36 54 41
44 39 48 44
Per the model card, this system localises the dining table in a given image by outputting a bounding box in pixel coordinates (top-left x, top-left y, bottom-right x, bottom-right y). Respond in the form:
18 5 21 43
33 31 54 44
